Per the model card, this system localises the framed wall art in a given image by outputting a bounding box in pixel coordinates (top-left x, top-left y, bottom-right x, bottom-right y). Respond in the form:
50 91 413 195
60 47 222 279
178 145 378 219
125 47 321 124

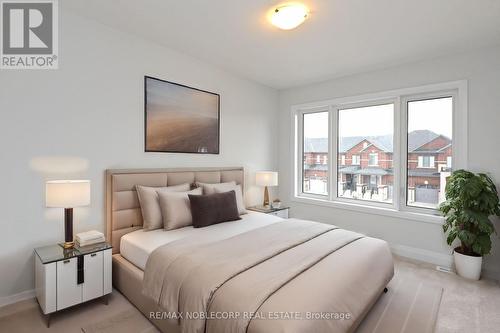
144 76 220 154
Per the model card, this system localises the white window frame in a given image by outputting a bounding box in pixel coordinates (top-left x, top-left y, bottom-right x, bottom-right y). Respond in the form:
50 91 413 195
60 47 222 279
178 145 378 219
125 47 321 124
297 107 331 198
402 92 458 214
351 155 360 165
417 155 435 168
341 155 346 165
291 80 468 224
335 99 397 209
368 153 379 166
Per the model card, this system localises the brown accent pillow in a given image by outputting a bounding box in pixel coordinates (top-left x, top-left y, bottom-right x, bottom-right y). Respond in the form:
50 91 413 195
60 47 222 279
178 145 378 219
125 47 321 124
188 190 241 228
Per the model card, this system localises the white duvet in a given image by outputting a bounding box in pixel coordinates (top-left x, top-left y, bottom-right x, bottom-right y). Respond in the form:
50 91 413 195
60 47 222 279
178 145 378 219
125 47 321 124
120 211 283 270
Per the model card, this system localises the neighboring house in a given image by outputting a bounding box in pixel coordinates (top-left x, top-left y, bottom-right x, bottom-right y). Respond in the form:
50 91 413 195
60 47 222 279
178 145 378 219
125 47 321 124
304 130 452 204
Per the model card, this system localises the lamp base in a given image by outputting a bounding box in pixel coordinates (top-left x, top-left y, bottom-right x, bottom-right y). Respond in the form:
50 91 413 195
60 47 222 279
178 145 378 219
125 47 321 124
63 208 74 249
61 241 74 249
263 186 270 207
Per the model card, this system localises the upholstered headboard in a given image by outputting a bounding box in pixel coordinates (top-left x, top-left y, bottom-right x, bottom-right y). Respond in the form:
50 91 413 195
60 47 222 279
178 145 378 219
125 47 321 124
105 167 244 254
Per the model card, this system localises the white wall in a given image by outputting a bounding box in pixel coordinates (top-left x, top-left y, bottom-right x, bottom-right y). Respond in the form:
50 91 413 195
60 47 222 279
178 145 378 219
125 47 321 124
279 45 500 279
0 10 278 302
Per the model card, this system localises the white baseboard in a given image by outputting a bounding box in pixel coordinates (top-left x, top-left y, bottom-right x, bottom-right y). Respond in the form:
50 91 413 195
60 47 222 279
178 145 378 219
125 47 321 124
0 289 35 308
482 265 500 281
390 244 454 268
390 243 500 281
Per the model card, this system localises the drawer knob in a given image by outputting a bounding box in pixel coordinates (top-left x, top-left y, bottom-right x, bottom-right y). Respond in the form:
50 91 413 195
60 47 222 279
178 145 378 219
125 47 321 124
63 259 70 264
91 253 97 257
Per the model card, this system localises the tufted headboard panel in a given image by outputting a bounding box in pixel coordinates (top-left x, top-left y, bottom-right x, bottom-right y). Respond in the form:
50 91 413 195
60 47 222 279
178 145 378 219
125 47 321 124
105 167 244 254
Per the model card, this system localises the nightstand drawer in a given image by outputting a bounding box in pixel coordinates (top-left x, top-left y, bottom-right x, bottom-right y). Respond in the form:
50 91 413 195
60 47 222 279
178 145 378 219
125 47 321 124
270 209 289 218
247 206 290 218
82 252 103 302
56 258 82 310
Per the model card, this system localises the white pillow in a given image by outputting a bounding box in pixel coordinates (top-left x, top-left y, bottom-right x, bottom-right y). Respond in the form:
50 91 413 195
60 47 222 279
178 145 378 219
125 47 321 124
136 183 190 230
211 184 247 215
159 187 203 230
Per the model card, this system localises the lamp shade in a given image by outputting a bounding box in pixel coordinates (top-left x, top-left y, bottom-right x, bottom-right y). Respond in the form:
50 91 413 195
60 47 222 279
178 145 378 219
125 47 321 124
46 180 91 208
256 171 278 187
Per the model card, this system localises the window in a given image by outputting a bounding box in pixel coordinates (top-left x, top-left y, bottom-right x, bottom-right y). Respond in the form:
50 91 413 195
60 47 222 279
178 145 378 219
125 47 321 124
368 153 379 166
294 81 466 220
417 156 435 168
407 97 453 209
338 103 394 203
302 111 329 196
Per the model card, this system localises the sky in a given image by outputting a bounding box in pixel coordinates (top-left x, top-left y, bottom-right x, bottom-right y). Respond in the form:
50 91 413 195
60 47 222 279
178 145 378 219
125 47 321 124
303 97 453 139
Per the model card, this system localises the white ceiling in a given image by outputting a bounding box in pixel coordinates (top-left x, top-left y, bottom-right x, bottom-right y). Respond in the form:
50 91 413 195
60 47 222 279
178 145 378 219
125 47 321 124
63 0 500 89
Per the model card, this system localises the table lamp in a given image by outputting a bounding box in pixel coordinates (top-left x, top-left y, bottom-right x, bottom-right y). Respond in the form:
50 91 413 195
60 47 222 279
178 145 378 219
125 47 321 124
256 171 278 207
46 180 90 249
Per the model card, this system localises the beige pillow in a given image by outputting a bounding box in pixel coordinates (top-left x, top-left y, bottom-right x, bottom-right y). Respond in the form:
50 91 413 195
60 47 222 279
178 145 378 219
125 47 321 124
159 187 203 230
197 181 236 195
212 183 247 215
136 183 190 230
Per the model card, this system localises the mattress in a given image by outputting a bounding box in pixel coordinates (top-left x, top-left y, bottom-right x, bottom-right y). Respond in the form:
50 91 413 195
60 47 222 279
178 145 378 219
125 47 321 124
120 211 283 270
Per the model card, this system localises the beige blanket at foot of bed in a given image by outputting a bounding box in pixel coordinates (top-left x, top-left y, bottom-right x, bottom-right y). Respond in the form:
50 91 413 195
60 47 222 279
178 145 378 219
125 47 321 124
143 219 393 333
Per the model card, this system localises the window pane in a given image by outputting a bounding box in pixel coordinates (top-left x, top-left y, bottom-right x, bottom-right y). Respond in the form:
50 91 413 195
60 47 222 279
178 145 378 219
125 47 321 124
338 104 394 203
407 97 452 209
303 112 329 195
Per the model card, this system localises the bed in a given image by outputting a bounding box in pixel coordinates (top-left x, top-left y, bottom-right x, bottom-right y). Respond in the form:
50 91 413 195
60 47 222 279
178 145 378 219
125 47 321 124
106 167 394 333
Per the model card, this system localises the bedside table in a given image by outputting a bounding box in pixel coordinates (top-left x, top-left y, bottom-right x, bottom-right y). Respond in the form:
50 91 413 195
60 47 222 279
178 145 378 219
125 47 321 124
247 205 290 218
34 242 112 327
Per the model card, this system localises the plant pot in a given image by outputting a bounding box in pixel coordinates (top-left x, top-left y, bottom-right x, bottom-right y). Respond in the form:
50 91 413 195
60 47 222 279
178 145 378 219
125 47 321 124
453 248 482 280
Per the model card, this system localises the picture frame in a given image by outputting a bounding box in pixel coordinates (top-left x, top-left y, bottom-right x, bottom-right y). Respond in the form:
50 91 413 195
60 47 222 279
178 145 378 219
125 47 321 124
144 76 220 154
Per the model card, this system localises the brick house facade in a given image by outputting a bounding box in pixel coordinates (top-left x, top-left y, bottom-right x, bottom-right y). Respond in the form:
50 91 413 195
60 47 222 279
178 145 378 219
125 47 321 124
304 130 452 204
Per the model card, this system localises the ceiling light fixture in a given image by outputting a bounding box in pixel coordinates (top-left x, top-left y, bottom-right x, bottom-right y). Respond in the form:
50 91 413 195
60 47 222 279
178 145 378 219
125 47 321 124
270 3 309 30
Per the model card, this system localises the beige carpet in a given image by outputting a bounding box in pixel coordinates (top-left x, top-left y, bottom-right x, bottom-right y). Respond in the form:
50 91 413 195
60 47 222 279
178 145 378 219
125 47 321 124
356 277 442 333
81 309 159 333
80 276 442 333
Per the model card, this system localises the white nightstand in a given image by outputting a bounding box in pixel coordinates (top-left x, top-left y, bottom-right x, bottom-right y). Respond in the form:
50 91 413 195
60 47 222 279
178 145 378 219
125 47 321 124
247 206 290 219
34 243 112 327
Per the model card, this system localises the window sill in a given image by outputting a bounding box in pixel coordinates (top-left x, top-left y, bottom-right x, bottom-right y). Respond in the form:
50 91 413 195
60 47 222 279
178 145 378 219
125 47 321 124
291 195 444 225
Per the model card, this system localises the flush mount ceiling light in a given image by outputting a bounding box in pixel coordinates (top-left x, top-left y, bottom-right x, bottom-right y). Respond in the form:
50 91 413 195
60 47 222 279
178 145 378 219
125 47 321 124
270 3 309 30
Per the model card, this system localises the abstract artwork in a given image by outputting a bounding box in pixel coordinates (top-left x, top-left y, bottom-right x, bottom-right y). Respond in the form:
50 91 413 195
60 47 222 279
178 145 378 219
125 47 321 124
144 76 220 154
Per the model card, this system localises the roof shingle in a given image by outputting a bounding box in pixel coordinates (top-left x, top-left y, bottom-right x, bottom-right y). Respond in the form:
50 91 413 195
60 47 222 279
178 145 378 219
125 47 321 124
304 130 448 153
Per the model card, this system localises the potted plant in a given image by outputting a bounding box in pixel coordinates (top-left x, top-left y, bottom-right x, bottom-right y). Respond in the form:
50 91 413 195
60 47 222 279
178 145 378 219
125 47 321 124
439 170 500 280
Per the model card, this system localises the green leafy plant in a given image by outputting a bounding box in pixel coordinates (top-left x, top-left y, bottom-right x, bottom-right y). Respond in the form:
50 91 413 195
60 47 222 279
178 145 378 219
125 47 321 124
439 170 500 256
